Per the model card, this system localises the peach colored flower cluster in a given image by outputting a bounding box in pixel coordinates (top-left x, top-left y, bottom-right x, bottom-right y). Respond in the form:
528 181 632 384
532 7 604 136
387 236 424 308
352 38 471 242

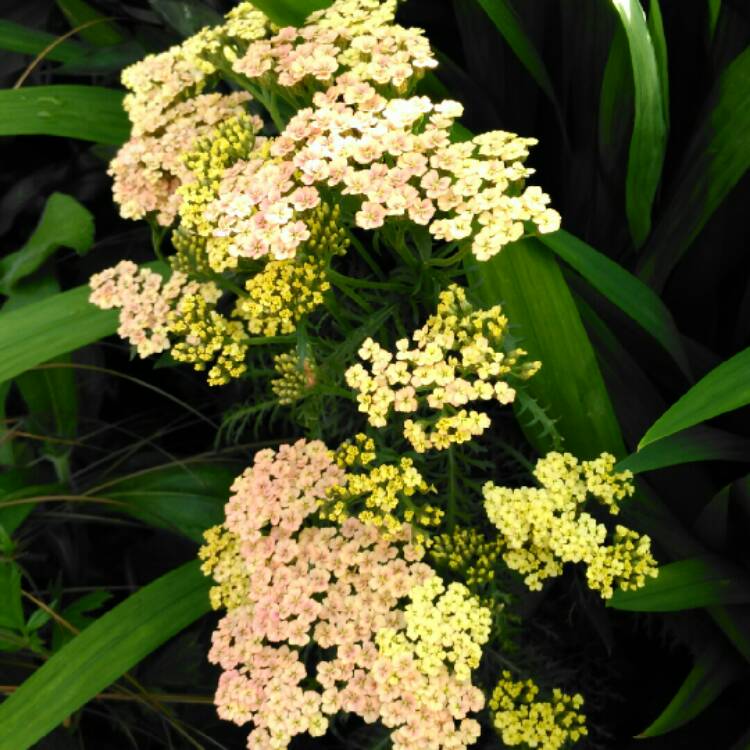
88 260 218 358
233 0 436 93
109 92 253 226
345 284 540 450
200 440 487 750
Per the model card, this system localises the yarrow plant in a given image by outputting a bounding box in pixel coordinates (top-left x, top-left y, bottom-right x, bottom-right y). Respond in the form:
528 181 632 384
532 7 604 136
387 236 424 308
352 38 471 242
90 1 659 748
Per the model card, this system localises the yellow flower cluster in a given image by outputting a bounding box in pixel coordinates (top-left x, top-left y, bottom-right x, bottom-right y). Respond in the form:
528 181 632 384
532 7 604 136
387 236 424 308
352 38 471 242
271 351 317 404
376 576 491 683
199 525 249 610
233 202 348 336
168 293 249 386
489 672 587 750
170 229 213 279
345 284 540 451
483 452 658 597
429 526 504 588
321 452 442 545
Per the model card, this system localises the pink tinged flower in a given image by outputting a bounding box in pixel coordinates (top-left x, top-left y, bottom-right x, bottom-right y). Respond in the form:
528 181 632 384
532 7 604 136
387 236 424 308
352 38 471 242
355 201 387 230
289 186 320 212
408 198 436 225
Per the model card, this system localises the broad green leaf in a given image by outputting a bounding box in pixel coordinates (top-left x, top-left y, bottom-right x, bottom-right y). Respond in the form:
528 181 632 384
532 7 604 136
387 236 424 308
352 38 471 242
0 20 88 63
0 193 94 294
608 0 668 247
474 0 561 114
647 0 669 130
617 426 750 474
639 347 750 449
0 561 210 750
0 86 129 145
540 229 690 377
638 640 744 737
598 23 633 174
708 0 721 43
0 473 59 539
638 46 750 289
148 0 222 37
102 462 239 541
52 591 112 651
246 0 331 26
468 239 625 458
55 0 127 46
0 562 24 631
609 557 750 611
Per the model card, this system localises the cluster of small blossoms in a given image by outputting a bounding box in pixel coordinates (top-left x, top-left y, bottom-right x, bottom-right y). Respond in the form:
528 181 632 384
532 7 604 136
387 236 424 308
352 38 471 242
88 261 218 358
429 526 504 588
345 284 540 450
483 452 658 597
267 79 559 262
167 294 249 386
489 672 587 750
200 440 486 750
109 93 254 226
270 352 317 405
376 575 491 682
321 441 443 546
233 0 436 95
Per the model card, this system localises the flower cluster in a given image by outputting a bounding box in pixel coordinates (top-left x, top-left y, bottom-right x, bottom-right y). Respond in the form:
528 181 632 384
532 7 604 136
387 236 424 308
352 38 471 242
233 0 436 94
270 352 317 404
483 452 658 597
200 440 489 750
489 672 587 750
321 450 443 545
429 526 504 588
346 284 540 450
88 260 218 358
376 575 491 682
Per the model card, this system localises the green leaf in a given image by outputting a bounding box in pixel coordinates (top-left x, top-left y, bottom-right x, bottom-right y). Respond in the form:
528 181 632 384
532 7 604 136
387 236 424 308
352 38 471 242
55 0 127 46
647 0 669 130
0 193 94 295
0 562 24 631
617 426 750 474
638 46 750 289
0 283 118 386
0 20 88 63
539 229 690 377
639 347 750 449
0 86 129 145
609 557 750 612
0 561 210 750
102 462 239 542
608 0 668 247
468 239 624 458
638 640 744 737
473 0 561 114
53 591 112 651
246 0 331 26
148 0 222 38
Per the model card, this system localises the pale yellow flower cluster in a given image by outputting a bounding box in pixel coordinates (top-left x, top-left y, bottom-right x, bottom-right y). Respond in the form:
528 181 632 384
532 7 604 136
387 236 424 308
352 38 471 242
345 284 540 450
321 453 443 547
167 293 248 386
271 352 317 404
490 672 587 750
483 452 658 597
376 575 491 683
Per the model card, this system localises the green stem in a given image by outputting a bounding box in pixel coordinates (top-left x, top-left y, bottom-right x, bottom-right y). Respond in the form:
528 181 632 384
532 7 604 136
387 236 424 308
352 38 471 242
447 446 457 531
327 269 404 291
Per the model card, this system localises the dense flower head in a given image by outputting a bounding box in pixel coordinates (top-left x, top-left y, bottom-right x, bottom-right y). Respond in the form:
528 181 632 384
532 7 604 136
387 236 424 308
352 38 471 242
490 672 587 750
167 293 249 386
429 525 505 588
109 92 254 226
88 261 218 358
200 440 488 750
346 284 540 449
483 452 658 597
271 351 317 404
233 0 435 95
320 450 443 546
